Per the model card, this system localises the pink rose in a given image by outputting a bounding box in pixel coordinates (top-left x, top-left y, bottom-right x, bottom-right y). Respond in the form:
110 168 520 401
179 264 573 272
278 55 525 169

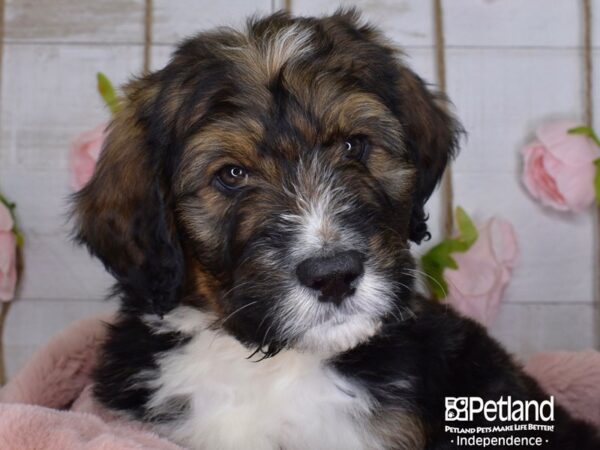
444 218 519 328
69 124 107 191
522 120 599 212
0 201 18 301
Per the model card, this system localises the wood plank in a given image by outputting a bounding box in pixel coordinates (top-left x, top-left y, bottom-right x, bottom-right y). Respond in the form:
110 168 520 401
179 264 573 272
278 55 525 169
447 48 585 174
0 44 142 302
594 50 600 132
282 0 599 49
4 0 145 44
291 0 433 47
443 0 597 49
0 44 143 169
0 165 72 233
16 231 113 301
150 44 174 71
490 303 596 359
0 169 114 301
152 0 272 45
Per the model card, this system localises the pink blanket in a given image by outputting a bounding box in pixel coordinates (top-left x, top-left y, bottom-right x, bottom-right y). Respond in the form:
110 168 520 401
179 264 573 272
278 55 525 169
0 314 181 449
0 314 599 449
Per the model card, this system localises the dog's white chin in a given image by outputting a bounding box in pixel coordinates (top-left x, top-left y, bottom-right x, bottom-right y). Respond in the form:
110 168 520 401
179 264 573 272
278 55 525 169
294 313 382 354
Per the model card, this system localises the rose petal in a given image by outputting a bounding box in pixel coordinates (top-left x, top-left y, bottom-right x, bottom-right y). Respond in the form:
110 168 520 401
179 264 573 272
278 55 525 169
522 143 567 210
446 293 490 326
69 123 107 191
545 159 596 212
522 143 544 199
536 120 599 166
444 218 519 328
0 202 14 232
488 218 519 267
446 254 498 297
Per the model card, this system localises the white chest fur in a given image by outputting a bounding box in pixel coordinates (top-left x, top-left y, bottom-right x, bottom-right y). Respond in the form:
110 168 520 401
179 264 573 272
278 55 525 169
143 308 383 450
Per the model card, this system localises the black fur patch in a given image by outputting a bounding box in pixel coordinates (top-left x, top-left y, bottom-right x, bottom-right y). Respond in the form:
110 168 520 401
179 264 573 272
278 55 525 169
93 314 190 420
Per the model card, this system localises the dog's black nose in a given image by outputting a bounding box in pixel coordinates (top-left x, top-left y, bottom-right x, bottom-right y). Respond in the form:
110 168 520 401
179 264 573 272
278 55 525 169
296 250 365 305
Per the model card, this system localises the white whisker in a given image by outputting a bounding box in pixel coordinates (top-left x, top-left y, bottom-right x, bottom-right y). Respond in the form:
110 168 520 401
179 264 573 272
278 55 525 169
403 267 447 298
218 301 259 327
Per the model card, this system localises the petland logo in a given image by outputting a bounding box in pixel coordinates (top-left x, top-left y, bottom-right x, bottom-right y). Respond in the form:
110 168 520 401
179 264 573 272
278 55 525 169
445 396 555 422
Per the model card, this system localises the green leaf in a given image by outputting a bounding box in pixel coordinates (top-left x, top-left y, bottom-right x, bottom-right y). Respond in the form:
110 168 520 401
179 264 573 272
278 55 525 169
595 159 600 206
419 207 479 300
96 72 120 115
455 206 477 248
568 125 600 147
14 230 25 248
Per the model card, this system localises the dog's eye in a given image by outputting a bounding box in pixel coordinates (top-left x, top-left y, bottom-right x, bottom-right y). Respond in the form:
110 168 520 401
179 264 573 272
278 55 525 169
216 165 249 190
343 135 370 162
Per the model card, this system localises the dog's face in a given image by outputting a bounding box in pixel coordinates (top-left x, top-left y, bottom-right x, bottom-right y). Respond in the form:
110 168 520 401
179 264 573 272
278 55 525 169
74 11 459 355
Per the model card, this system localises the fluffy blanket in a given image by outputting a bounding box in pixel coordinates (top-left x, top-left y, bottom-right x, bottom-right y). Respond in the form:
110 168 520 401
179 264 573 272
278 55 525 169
0 314 599 449
0 314 181 449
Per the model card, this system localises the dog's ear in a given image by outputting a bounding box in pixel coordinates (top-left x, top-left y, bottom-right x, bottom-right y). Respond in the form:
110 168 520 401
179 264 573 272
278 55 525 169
72 77 183 316
395 69 462 244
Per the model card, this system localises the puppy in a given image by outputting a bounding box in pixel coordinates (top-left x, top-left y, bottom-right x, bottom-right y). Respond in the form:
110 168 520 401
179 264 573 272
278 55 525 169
73 10 600 450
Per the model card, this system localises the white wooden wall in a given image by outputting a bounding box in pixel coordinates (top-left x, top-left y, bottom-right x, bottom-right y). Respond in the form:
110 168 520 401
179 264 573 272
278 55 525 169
1 0 598 378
